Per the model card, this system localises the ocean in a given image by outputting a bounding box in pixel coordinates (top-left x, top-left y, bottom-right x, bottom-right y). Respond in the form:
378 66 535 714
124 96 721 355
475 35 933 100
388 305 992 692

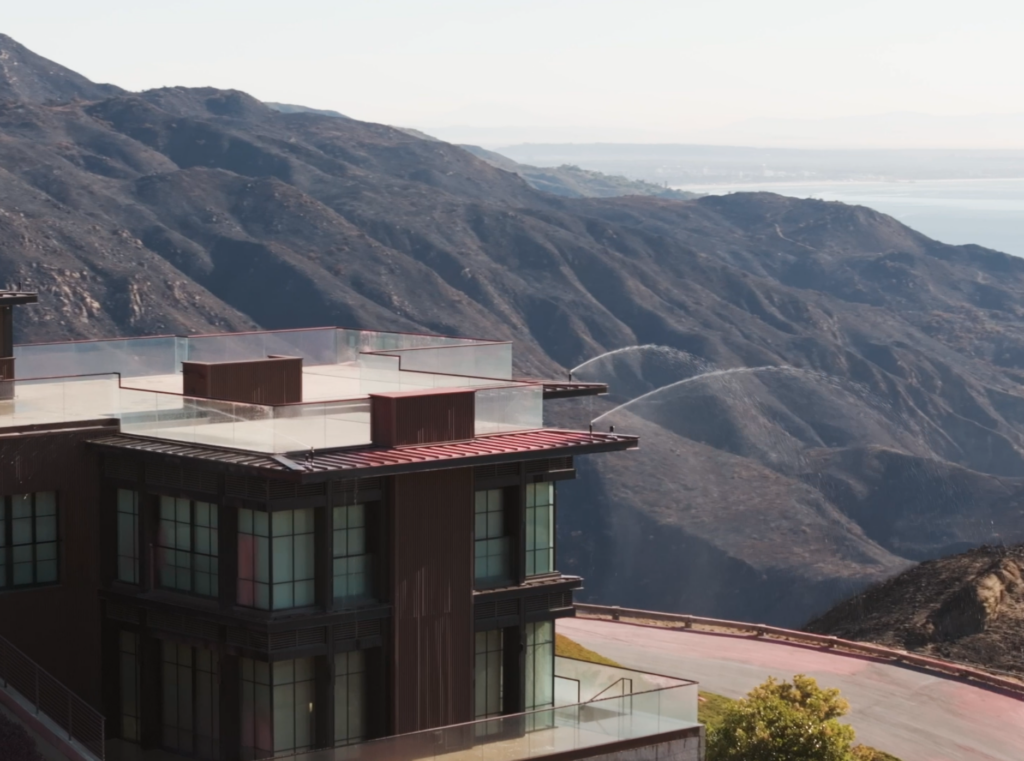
676 178 1024 258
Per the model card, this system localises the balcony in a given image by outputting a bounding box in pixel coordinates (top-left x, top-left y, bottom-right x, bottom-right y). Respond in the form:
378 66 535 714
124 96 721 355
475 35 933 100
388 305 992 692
272 657 700 761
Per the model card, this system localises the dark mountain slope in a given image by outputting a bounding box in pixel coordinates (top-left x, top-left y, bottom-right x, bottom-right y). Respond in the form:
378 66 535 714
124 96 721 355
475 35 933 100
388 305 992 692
0 34 122 103
5 37 1024 623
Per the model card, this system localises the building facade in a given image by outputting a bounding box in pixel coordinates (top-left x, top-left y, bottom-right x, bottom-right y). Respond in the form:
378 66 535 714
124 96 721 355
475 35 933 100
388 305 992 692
0 294 652 761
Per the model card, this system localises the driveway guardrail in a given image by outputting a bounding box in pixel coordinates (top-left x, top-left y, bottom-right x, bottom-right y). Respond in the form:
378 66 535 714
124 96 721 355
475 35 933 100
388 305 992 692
574 603 1024 700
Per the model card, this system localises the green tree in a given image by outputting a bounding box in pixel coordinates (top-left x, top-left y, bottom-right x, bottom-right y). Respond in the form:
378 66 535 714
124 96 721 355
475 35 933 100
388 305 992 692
706 674 857 761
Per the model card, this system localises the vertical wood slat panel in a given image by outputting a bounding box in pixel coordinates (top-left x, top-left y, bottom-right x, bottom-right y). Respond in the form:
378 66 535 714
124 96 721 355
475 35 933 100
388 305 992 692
371 390 475 447
390 468 474 733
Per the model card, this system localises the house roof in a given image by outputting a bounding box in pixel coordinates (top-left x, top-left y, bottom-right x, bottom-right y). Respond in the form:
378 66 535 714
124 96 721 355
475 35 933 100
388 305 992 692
89 429 638 483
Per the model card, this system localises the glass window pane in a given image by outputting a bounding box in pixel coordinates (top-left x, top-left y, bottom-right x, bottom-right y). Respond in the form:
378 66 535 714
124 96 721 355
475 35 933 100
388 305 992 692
293 508 314 534
273 659 295 684
160 496 175 521
35 559 57 583
273 582 294 610
239 508 253 534
35 492 57 516
12 494 31 519
273 684 295 752
294 580 315 607
272 536 294 583
117 513 135 556
13 562 32 585
295 534 315 580
12 517 32 545
255 583 270 610
272 510 293 537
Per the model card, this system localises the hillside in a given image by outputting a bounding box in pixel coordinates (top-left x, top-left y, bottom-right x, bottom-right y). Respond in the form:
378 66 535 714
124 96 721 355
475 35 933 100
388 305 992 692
6 35 1024 625
459 144 697 199
805 544 1024 677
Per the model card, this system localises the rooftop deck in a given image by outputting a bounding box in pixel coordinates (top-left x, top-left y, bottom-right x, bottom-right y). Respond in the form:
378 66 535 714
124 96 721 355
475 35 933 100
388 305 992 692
2 328 560 454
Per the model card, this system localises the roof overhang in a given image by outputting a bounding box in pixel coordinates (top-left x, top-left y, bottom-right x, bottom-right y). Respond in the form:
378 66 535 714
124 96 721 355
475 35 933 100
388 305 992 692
88 429 639 484
540 381 608 399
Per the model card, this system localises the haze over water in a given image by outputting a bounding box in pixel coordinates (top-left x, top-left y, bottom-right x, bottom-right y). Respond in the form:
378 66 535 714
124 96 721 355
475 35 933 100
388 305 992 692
678 178 1024 258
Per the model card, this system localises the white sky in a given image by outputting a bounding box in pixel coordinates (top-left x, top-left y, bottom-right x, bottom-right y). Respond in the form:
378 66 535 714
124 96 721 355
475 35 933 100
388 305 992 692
6 0 1024 145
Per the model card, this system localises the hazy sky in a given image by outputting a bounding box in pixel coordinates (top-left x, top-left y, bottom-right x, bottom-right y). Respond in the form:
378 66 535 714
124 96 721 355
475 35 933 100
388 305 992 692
6 0 1024 145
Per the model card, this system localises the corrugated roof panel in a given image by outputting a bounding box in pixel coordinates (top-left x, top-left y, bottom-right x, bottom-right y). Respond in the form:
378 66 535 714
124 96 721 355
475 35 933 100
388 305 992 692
88 429 637 482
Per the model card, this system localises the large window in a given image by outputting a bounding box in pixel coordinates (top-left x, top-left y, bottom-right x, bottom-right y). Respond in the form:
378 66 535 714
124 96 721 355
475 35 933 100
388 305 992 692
119 631 140 743
333 505 371 605
525 622 554 711
474 490 510 586
241 658 315 759
238 508 315 611
0 491 58 589
117 490 140 584
334 651 366 746
157 497 218 597
474 630 504 719
525 484 555 576
162 641 220 760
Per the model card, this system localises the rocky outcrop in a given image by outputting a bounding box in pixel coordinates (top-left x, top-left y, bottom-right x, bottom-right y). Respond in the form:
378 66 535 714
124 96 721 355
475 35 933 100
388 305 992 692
806 546 1024 676
928 558 1023 640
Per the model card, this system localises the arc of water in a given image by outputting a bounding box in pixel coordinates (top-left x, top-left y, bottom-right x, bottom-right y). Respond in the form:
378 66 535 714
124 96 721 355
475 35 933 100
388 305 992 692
590 365 796 425
570 344 700 375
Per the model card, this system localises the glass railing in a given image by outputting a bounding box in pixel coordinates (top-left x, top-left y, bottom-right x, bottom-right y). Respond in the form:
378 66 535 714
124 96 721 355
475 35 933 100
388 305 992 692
118 389 372 453
475 386 543 436
1 374 543 453
13 328 501 381
14 336 184 379
0 374 122 427
272 681 699 761
372 343 513 381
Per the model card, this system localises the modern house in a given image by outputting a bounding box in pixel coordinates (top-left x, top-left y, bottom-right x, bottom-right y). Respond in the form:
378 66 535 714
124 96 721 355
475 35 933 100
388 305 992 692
0 293 704 761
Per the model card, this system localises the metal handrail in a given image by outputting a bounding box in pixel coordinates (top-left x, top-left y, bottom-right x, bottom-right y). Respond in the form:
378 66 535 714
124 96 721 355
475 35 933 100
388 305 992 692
589 676 634 702
0 633 105 759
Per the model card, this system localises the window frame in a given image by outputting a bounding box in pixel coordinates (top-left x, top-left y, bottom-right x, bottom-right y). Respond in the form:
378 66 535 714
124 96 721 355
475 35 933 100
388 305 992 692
116 489 141 585
525 483 556 577
161 640 220 760
474 489 511 588
237 508 316 612
474 629 504 719
0 491 60 590
241 657 315 758
525 621 555 711
334 650 367 747
332 504 372 606
155 496 219 598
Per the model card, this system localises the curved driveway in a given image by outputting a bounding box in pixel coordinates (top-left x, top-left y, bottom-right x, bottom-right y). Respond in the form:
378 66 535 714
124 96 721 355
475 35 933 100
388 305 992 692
559 617 1024 761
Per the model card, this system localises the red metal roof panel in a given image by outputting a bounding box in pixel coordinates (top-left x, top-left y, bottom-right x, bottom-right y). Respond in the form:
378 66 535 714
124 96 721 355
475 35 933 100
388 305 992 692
88 429 638 482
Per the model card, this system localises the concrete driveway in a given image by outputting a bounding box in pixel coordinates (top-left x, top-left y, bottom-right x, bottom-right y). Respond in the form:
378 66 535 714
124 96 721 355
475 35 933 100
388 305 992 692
559 617 1024 761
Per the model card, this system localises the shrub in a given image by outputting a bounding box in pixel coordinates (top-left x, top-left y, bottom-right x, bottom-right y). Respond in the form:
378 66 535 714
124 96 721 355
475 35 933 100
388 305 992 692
706 674 857 761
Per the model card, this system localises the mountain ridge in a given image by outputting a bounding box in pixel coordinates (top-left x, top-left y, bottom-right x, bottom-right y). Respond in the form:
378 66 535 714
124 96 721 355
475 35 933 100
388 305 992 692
4 35 1024 624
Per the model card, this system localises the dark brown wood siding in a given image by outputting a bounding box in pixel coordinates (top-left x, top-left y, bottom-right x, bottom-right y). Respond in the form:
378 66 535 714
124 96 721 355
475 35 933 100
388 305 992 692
371 390 475 447
390 468 474 733
0 425 106 708
0 306 11 358
182 355 303 404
